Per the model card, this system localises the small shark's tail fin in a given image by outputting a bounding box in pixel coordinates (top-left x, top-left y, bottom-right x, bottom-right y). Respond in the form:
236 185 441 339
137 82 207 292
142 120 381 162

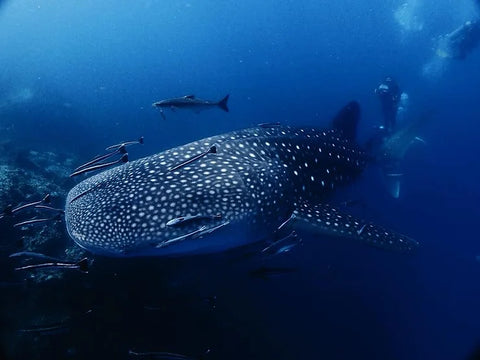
77 258 89 273
217 94 229 112
332 101 360 142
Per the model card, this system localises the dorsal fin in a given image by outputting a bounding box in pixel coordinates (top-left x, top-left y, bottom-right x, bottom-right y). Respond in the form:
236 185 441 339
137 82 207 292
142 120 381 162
331 101 360 142
184 94 195 99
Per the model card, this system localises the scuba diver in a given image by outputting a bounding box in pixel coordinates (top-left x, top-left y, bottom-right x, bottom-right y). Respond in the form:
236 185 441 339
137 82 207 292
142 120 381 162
367 76 404 154
423 2 480 79
367 78 423 199
435 20 480 60
374 76 402 134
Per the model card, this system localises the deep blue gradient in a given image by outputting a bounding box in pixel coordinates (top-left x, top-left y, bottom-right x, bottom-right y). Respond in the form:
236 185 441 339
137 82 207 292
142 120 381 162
1 1 480 359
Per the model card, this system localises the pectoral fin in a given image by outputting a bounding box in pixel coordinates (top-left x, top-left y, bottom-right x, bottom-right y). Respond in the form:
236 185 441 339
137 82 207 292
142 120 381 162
293 203 418 252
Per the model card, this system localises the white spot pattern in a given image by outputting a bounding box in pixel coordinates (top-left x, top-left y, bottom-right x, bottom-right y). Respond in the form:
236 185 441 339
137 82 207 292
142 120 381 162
65 126 367 256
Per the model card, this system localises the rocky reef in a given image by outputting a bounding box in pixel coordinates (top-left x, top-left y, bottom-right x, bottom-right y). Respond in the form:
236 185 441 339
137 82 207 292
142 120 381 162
0 148 86 282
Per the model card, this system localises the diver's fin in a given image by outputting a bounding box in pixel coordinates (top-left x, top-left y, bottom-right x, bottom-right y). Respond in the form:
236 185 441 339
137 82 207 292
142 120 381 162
217 94 229 112
383 172 403 199
331 101 360 142
293 203 418 252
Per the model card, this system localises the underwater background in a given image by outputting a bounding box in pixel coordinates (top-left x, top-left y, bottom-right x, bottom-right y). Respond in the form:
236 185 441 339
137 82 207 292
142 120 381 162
1 0 480 359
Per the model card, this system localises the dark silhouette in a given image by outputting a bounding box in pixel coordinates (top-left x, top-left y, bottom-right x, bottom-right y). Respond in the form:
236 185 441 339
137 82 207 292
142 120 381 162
374 77 401 133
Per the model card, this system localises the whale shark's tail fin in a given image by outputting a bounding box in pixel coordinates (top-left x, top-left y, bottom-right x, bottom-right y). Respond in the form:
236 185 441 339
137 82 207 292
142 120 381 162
332 101 360 142
293 202 418 252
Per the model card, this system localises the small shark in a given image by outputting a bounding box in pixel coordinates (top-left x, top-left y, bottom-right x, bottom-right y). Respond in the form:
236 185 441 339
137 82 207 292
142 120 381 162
65 101 418 257
152 94 229 120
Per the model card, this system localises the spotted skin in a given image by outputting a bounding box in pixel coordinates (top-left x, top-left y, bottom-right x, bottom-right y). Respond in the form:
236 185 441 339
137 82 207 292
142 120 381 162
293 203 418 252
65 126 416 257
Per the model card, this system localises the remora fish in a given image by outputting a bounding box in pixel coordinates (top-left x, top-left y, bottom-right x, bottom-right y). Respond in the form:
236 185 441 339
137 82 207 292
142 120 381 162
152 94 229 119
65 101 418 257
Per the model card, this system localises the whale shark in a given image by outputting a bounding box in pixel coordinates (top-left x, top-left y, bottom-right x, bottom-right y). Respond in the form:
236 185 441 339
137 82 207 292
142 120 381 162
65 102 418 257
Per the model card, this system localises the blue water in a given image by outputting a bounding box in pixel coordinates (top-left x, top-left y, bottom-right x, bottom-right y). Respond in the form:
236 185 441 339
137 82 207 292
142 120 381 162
1 0 480 359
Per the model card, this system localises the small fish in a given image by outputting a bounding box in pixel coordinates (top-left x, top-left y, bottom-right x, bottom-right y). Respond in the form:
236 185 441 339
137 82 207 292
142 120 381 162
152 94 229 119
13 213 63 228
18 308 93 337
15 257 89 273
261 231 301 257
168 145 217 172
72 146 127 173
105 136 144 151
155 226 207 248
34 204 65 213
9 194 50 215
198 221 230 236
249 266 298 279
166 213 222 227
70 153 128 177
18 324 69 336
9 251 63 262
277 212 296 231
258 122 281 128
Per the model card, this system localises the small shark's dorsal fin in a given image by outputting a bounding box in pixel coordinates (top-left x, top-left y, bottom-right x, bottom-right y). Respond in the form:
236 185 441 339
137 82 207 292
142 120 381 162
184 94 195 99
331 101 360 142
293 202 418 252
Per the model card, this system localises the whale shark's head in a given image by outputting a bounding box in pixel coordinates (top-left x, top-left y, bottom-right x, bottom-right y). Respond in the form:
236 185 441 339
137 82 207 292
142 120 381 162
65 142 258 257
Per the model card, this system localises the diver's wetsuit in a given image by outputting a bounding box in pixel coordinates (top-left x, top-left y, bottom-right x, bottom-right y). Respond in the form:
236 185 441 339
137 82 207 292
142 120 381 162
441 20 480 59
375 77 401 133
